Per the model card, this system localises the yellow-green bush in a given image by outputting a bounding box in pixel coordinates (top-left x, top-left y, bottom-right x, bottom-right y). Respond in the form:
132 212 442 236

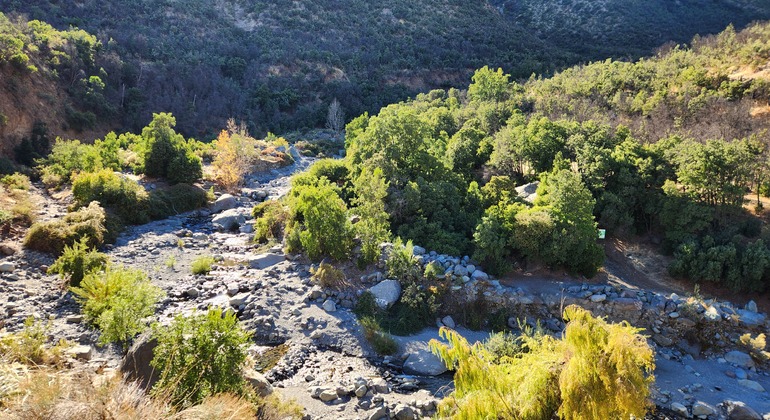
72 169 150 225
71 266 163 349
24 202 107 255
47 236 109 287
430 305 655 420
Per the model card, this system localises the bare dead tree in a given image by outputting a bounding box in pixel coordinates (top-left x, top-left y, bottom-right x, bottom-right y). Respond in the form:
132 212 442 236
326 98 345 133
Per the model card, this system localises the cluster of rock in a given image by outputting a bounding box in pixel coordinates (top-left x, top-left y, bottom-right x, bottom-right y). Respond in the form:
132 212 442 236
308 377 438 420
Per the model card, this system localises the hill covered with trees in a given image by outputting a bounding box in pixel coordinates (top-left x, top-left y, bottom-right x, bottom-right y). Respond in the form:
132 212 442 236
2 0 769 143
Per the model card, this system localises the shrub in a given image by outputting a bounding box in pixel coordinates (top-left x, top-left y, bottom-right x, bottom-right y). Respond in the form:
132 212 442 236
24 202 107 255
311 262 346 289
167 147 203 185
72 169 150 224
386 238 421 282
286 178 353 260
360 317 397 355
146 184 208 220
212 127 257 192
1 173 31 190
191 255 215 275
38 139 103 187
47 236 109 287
151 308 252 408
739 333 770 363
423 261 444 280
252 200 288 244
71 266 163 349
0 317 68 366
430 305 655 419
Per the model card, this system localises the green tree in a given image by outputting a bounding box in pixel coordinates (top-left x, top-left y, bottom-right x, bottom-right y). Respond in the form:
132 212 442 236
468 66 510 102
352 167 391 265
534 169 604 276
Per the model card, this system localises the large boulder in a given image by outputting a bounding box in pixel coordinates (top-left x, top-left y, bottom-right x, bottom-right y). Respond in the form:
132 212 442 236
120 332 159 390
244 368 273 397
403 349 448 376
212 208 246 231
737 309 766 326
248 253 285 269
723 400 762 420
369 279 401 309
725 351 755 369
210 194 238 213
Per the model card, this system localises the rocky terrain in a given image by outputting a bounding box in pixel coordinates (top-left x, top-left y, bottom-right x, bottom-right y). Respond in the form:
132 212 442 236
1 155 770 419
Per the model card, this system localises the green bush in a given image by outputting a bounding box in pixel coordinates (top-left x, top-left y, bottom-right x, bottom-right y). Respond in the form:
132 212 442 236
38 139 102 187
24 202 107 255
360 316 397 355
0 173 31 190
151 308 252 408
139 113 202 184
71 266 163 349
167 147 203 185
0 317 67 366
146 184 208 220
72 169 150 224
191 255 215 275
252 200 288 244
386 238 421 282
311 262 346 289
47 236 109 287
286 178 353 260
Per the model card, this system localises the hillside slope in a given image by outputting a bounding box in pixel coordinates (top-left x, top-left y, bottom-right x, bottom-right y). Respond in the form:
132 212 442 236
492 0 770 59
2 0 770 142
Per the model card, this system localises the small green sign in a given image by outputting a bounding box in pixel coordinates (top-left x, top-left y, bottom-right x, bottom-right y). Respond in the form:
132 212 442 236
598 229 606 239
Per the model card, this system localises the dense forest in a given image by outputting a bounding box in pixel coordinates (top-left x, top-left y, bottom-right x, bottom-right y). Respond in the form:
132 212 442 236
2 0 769 142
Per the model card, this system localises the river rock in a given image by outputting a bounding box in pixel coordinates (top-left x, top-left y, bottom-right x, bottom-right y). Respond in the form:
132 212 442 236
120 333 159 390
248 253 285 269
0 262 15 273
692 401 716 417
212 208 245 231
737 379 765 392
723 400 762 420
369 279 401 309
244 368 274 397
670 402 689 417
211 194 238 213
725 351 755 368
322 299 337 312
403 349 448 376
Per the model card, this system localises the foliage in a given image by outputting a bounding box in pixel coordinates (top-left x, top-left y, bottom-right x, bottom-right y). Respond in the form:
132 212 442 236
39 139 104 187
138 113 202 184
739 333 770 364
252 200 289 244
191 255 215 275
386 238 421 282
212 123 257 192
71 266 163 349
0 317 68 366
72 169 150 224
23 201 107 255
286 177 353 260
359 316 397 355
47 236 109 287
0 173 31 190
150 308 252 408
669 237 770 292
430 305 655 419
351 167 390 265
311 262 346 289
